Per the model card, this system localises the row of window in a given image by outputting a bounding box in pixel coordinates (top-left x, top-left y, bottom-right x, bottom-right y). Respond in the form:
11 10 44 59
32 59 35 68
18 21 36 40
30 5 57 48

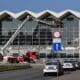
0 36 78 45
0 14 78 46
39 53 79 58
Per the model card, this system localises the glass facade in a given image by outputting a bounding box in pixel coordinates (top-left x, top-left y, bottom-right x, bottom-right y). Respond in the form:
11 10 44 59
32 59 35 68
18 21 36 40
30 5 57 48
0 10 79 58
61 13 79 47
0 13 54 46
0 12 79 52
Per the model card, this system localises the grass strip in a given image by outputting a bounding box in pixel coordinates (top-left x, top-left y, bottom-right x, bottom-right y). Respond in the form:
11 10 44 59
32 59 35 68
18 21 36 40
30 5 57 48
0 64 31 72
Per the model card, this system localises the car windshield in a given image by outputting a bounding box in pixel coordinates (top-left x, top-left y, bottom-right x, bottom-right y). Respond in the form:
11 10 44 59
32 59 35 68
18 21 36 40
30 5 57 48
46 62 57 65
64 61 75 63
13 53 19 57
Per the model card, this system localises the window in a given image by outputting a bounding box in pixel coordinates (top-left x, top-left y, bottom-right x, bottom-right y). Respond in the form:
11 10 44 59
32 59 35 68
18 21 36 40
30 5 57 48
4 17 13 21
67 17 74 21
67 42 72 45
66 54 73 58
39 53 46 58
53 22 64 28
53 53 57 58
60 53 66 58
47 54 53 58
44 17 53 21
74 53 79 58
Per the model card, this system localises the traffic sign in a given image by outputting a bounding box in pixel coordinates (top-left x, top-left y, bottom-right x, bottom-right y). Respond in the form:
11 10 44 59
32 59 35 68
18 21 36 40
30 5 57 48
53 30 61 38
53 38 61 43
52 43 62 52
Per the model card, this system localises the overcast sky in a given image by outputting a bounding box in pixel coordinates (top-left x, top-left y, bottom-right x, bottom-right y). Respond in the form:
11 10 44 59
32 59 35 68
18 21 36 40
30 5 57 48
0 0 80 12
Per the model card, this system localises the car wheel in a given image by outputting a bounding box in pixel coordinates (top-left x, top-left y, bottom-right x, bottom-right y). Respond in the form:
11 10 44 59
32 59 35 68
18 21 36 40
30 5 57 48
72 68 76 71
43 73 47 76
61 71 64 75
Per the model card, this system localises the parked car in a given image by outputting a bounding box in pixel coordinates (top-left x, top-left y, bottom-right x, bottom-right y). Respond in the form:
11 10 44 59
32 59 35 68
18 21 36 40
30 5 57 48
77 61 80 69
63 60 76 71
43 60 64 76
25 52 39 62
0 53 3 61
69 59 80 69
8 53 24 63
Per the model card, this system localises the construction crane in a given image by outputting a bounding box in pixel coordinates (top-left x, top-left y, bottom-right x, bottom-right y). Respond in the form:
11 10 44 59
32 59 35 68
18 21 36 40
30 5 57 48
1 16 58 56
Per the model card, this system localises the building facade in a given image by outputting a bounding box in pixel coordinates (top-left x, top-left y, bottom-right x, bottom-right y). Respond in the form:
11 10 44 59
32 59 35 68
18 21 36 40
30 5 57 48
0 10 80 58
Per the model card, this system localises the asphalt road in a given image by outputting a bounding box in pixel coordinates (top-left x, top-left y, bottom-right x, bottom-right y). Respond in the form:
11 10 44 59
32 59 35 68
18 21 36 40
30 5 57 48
0 64 80 80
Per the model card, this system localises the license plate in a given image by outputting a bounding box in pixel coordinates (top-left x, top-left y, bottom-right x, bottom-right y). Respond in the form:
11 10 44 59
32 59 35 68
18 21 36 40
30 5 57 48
48 67 54 69
66 64 70 66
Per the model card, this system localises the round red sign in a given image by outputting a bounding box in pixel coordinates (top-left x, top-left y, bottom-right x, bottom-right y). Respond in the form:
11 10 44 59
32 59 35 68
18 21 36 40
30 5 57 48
53 30 61 38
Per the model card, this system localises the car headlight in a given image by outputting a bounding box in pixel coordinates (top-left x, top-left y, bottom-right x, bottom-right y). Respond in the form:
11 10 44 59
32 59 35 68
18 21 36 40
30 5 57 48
45 66 48 69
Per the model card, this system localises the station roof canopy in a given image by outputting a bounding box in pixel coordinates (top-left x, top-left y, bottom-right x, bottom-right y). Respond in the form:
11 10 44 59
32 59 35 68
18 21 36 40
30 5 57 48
58 9 80 19
37 10 58 18
0 10 16 20
16 10 37 19
0 9 80 19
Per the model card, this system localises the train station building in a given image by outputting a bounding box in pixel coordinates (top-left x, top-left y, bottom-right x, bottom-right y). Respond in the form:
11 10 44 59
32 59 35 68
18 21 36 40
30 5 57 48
0 9 80 58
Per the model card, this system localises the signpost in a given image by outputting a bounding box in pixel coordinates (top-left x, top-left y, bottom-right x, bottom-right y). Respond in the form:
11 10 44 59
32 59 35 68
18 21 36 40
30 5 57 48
52 30 62 52
52 30 62 80
52 43 62 51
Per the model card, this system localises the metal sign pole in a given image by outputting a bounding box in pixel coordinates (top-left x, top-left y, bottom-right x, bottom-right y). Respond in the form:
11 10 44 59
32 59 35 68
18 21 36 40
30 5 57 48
57 51 60 80
52 30 62 80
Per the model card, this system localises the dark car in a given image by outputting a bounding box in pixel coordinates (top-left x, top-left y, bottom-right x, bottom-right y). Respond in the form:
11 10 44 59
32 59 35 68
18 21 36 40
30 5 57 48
69 59 80 69
0 53 3 61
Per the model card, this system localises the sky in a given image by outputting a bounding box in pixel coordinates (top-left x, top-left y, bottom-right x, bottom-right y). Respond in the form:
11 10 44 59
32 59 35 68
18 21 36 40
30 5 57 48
0 0 80 12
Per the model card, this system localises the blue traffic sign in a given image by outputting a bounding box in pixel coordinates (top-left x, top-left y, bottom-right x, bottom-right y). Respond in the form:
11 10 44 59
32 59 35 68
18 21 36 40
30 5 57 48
52 43 62 52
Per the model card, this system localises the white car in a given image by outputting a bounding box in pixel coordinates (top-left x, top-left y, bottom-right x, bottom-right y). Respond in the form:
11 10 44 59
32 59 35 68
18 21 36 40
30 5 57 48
69 59 80 69
63 60 76 71
43 60 64 76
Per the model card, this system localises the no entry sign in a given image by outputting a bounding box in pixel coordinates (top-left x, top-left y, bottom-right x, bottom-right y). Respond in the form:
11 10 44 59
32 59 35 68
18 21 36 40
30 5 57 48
53 30 61 38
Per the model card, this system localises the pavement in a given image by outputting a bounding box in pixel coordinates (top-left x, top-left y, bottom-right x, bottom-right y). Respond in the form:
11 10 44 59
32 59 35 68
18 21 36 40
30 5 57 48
0 63 80 80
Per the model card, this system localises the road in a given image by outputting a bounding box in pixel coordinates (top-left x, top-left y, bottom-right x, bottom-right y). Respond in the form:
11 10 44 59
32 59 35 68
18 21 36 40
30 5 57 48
0 64 80 80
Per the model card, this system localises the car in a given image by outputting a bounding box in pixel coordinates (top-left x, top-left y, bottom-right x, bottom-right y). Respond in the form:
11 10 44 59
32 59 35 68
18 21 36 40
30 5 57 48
77 61 80 69
69 59 80 69
7 53 24 63
43 60 64 76
63 60 76 71
0 53 3 61
26 52 39 60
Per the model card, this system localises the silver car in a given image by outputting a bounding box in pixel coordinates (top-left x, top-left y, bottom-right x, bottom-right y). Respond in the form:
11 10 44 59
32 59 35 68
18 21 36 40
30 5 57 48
63 60 76 71
43 60 64 76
